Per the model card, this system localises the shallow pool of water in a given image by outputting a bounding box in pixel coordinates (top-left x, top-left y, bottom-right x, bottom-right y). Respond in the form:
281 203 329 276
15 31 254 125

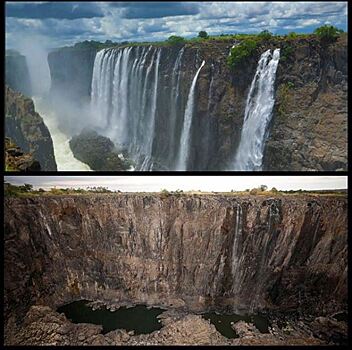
57 300 165 334
202 312 269 339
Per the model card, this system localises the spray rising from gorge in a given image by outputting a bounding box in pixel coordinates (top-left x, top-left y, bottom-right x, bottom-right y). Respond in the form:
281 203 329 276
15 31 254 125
6 32 347 171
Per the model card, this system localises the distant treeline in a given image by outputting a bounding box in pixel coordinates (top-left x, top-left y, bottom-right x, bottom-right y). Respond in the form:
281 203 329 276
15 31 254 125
56 25 346 52
4 182 346 198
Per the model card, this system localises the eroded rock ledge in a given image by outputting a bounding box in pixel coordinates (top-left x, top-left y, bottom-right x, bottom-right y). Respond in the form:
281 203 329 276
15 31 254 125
4 194 347 345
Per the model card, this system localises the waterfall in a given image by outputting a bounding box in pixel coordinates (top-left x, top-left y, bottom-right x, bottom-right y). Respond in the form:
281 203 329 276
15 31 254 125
168 47 185 166
90 46 212 170
233 49 280 170
140 48 161 171
231 204 242 294
176 60 205 170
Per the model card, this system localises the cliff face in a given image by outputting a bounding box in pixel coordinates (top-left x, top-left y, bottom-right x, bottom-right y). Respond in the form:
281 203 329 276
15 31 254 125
48 47 97 104
5 85 57 171
47 35 347 170
5 51 32 96
4 194 347 324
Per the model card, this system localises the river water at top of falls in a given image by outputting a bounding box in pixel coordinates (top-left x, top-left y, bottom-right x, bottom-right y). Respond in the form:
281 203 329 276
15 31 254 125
33 97 91 171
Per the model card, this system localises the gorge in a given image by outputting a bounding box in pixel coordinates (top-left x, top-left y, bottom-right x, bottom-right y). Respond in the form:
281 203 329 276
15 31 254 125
4 192 347 345
5 33 347 171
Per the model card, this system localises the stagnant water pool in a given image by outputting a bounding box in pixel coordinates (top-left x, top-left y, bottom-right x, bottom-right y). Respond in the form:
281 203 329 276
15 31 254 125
202 312 269 339
57 300 269 338
57 300 165 334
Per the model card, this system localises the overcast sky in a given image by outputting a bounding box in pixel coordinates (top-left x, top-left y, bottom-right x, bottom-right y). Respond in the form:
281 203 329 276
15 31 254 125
4 176 347 192
5 1 348 49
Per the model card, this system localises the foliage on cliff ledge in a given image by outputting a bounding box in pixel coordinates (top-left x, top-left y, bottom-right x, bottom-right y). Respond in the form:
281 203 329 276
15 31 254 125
227 39 258 69
314 25 343 43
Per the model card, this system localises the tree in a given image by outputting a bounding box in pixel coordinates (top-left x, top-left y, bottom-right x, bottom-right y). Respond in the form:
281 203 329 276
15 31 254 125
167 35 186 45
260 185 268 192
258 29 273 41
314 25 341 43
271 187 278 193
198 31 209 39
227 39 257 69
250 188 259 195
21 183 33 192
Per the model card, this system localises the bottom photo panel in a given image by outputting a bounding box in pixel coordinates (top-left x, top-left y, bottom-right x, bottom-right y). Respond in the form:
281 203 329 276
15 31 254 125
4 175 348 346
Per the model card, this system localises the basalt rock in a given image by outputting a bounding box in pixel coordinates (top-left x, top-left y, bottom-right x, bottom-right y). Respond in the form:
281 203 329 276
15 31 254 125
5 85 57 171
4 194 347 322
5 50 32 96
69 129 132 171
47 35 347 170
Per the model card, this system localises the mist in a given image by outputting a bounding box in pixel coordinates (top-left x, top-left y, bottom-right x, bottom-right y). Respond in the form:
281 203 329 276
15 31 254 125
12 34 51 97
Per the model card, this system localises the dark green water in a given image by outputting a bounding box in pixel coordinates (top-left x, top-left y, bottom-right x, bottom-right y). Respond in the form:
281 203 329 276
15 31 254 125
202 312 269 339
57 300 165 334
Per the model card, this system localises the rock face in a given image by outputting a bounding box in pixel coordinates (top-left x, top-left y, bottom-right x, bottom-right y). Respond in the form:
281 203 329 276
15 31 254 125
4 194 347 323
48 47 97 104
4 137 41 171
263 34 348 170
5 50 32 96
69 129 131 170
47 35 347 170
5 86 57 171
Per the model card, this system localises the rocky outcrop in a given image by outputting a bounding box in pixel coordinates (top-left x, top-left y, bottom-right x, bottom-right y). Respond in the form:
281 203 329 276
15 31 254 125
69 129 132 170
4 137 41 171
5 85 57 171
5 50 32 96
4 194 347 323
6 305 332 345
47 35 347 170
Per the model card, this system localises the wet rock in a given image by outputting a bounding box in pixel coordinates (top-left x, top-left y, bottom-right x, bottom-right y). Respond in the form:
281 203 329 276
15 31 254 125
69 128 132 171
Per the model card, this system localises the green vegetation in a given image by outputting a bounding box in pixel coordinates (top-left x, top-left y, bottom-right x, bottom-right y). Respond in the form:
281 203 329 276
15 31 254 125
198 31 209 39
287 32 298 40
276 82 294 120
167 35 186 45
257 29 273 41
280 44 294 62
227 39 258 70
4 182 113 197
314 25 343 43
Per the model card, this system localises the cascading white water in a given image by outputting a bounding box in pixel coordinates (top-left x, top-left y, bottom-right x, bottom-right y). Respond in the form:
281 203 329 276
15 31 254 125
91 46 163 170
168 47 185 166
231 204 242 293
140 48 161 171
233 49 280 171
33 97 91 171
176 60 205 170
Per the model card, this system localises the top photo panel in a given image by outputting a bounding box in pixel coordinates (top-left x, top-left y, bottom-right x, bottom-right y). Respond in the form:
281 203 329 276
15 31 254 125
4 1 347 172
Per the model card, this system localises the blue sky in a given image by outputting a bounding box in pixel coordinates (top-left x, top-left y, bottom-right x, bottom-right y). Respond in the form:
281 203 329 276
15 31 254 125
5 1 348 49
4 176 348 191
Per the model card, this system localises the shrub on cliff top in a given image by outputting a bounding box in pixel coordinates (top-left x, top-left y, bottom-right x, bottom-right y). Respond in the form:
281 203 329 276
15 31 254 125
167 35 186 45
314 25 342 43
227 39 257 70
257 30 273 41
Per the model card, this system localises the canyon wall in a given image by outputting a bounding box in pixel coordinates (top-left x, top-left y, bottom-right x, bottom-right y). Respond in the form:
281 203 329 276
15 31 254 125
5 51 32 97
47 35 347 170
4 194 347 324
5 86 57 171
